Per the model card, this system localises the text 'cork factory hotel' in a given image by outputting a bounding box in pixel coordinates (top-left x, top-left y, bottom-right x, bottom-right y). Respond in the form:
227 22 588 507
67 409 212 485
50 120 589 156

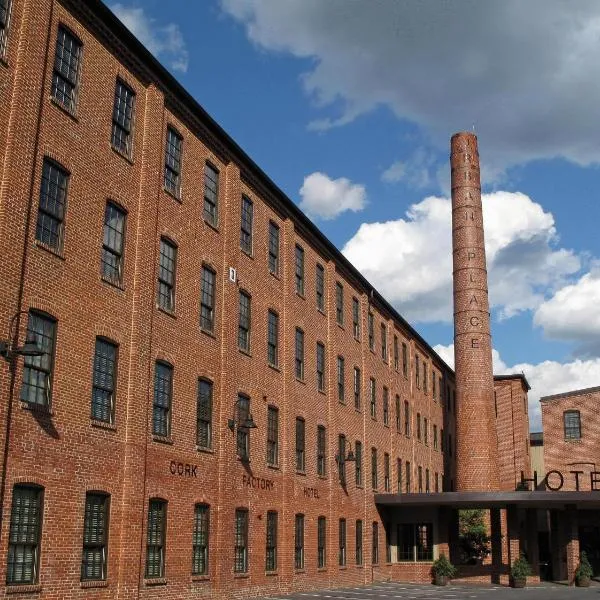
0 0 597 599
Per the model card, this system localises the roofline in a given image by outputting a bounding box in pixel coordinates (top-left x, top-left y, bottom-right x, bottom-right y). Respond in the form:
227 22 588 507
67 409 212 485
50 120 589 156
494 373 531 391
540 385 600 403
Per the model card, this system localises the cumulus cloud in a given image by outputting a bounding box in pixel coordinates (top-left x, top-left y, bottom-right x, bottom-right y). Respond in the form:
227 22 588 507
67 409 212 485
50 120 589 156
342 191 579 323
220 0 600 173
299 172 367 220
111 4 189 72
433 343 600 431
382 148 437 190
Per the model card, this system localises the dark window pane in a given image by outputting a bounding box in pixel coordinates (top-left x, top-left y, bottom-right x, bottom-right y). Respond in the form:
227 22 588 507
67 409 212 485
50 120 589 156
317 425 326 476
295 329 304 380
146 500 166 578
91 339 117 423
295 418 305 472
234 509 248 573
240 195 253 254
294 514 304 570
36 159 68 250
268 221 279 274
153 363 172 437
316 264 324 311
111 80 135 155
197 380 212 448
236 395 250 460
200 267 215 332
203 163 219 225
316 342 325 392
164 127 182 196
158 239 176 312
20 312 55 406
51 26 81 112
81 493 109 580
192 504 209 575
317 516 326 568
101 202 126 283
238 291 251 352
266 511 277 571
267 310 278 366
295 245 304 295
266 406 278 466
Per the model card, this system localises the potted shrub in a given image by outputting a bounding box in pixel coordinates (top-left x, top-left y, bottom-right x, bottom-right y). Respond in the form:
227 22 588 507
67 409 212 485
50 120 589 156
431 553 457 586
575 551 593 587
510 553 532 588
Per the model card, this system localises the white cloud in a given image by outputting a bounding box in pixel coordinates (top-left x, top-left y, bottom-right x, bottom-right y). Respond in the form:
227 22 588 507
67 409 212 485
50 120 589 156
299 172 367 220
220 0 600 173
433 343 600 431
382 148 436 190
342 191 580 324
111 4 189 73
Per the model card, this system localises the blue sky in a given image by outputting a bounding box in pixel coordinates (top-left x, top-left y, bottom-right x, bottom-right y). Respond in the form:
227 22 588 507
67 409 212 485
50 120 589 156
110 1 600 429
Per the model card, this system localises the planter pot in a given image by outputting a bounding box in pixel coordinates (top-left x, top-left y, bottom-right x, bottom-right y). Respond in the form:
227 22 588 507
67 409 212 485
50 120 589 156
576 577 591 588
433 575 449 586
511 577 526 588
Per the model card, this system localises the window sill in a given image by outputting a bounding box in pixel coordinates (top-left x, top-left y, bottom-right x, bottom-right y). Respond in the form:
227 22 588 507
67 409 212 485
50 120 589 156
203 218 219 232
200 327 216 339
20 401 52 416
267 463 280 471
0 56 8 69
318 388 326 395
318 474 327 480
34 239 65 260
317 308 326 316
240 248 253 259
157 306 176 319
91 419 116 431
295 377 305 385
268 270 280 281
50 96 78 122
337 322 344 330
267 363 280 373
233 573 249 579
80 580 108 589
294 569 306 575
164 187 182 203
265 570 279 577
196 445 214 454
296 292 305 300
355 564 364 569
317 568 327 573
144 578 167 586
238 348 252 358
110 144 134 165
6 584 42 594
153 435 173 445
190 575 210 583
296 470 306 476
101 276 125 291
338 566 348 571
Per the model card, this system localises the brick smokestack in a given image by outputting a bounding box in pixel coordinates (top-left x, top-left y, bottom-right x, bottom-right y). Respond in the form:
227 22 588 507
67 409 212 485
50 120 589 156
451 132 499 491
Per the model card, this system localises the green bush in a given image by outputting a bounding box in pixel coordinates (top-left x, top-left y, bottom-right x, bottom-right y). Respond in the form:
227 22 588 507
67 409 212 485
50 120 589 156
511 553 532 580
459 509 491 564
575 552 593 581
431 554 457 578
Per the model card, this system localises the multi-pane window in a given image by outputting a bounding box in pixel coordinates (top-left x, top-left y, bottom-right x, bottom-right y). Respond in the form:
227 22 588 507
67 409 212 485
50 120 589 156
294 328 304 379
397 458 402 493
415 355 420 389
393 335 399 370
81 493 109 581
238 291 251 352
372 522 379 564
36 158 68 250
335 282 344 325
192 504 209 575
294 514 304 570
405 461 411 492
352 297 360 338
164 127 182 197
0 0 11 56
101 202 126 284
7 485 42 585
157 238 176 312
395 395 400 432
432 373 437 401
369 378 376 419
20 312 55 407
240 195 253 254
384 453 390 492
564 410 581 440
146 499 166 578
203 163 219 226
433 424 438 450
197 379 212 449
381 324 387 360
338 434 346 482
398 523 433 561
423 363 428 394
383 387 389 426
111 79 135 155
268 221 279 274
355 520 363 565
317 516 326 568
52 26 81 112
338 518 346 566
368 313 374 351
91 338 117 423
371 447 378 489
337 356 345 403
355 440 362 487
418 466 423 493
295 245 304 295
316 264 325 311
153 362 172 437
234 509 249 573
402 343 408 377
416 413 421 441
316 342 325 392
265 511 277 572
266 406 279 466
200 266 216 332
267 310 279 367
317 425 326 476
404 401 410 436
295 417 305 472
424 417 428 445
353 367 361 410
426 468 430 493
236 395 250 461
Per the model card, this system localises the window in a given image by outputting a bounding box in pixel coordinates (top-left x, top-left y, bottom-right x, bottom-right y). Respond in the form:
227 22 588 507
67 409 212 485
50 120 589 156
404 401 410 436
393 335 399 370
415 355 420 389
157 238 176 312
337 356 345 403
101 201 126 284
295 328 304 380
353 367 361 410
317 516 326 568
426 468 430 493
234 509 249 573
295 417 305 472
397 459 402 493
197 379 212 449
337 434 346 482
0 0 12 56
435 473 439 493
372 522 379 564
352 297 360 338
52 26 81 112
266 406 279 466
7 485 42 585
433 425 438 450
316 342 325 392
295 244 304 295
146 499 166 578
418 466 423 493
200 266 216 332
81 493 109 581
268 221 279 274
164 127 182 197
192 504 209 575
111 79 135 156
384 453 390 492
20 312 56 406
402 342 408 377
294 514 304 570
564 410 581 440
203 163 219 226
267 310 279 366
423 363 428 394
236 395 250 461
355 440 362 487
316 264 325 311
369 378 376 419
424 417 428 445
335 282 344 325
381 324 387 360
266 511 277 572
371 447 378 489
439 377 443 404
432 372 437 401
153 362 172 437
317 425 326 476
355 520 363 565
405 461 411 493
36 158 68 250
240 195 253 254
395 395 400 432
91 338 117 424
368 313 374 350
238 291 251 352
338 518 346 566
416 413 421 441
398 523 433 561
383 387 389 426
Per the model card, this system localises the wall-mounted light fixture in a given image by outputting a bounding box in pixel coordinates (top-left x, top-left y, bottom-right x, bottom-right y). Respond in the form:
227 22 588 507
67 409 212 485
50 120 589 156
0 311 45 363
335 442 356 464
228 398 258 432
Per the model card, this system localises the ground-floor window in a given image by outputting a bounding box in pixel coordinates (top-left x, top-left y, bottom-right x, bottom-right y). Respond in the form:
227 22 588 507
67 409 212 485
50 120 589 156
397 523 433 561
234 508 249 573
317 516 326 568
294 514 304 570
266 511 277 572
